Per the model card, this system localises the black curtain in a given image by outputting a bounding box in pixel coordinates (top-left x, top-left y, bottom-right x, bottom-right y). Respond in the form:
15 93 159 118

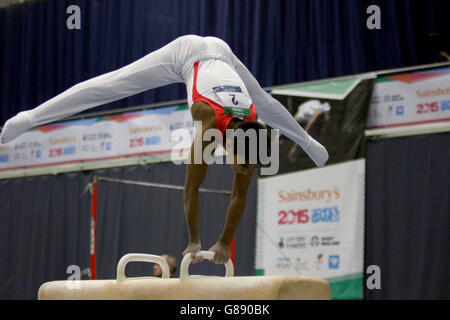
0 161 257 300
365 133 449 299
2 0 450 124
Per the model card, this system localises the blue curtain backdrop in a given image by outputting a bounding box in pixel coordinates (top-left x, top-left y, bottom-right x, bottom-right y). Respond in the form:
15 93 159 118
1 0 450 124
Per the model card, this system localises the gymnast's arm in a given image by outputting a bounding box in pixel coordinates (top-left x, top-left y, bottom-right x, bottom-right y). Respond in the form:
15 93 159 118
183 159 207 260
182 103 216 262
209 166 254 264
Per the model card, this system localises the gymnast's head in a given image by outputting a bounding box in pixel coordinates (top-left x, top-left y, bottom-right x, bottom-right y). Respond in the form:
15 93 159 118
153 254 177 278
225 120 272 175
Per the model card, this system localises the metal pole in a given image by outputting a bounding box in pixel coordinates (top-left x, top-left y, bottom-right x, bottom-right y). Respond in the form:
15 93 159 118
96 176 232 195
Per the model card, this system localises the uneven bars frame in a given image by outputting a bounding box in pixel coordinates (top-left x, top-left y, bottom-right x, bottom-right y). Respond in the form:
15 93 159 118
89 176 235 280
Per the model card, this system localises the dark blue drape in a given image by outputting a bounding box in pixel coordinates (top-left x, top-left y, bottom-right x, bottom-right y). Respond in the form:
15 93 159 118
0 162 258 299
365 133 449 299
1 0 449 124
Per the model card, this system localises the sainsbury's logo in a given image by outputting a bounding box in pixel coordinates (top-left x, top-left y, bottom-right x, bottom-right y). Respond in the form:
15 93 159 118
417 87 450 98
278 187 340 203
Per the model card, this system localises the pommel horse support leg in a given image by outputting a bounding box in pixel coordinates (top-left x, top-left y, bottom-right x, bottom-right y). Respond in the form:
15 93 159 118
38 252 331 300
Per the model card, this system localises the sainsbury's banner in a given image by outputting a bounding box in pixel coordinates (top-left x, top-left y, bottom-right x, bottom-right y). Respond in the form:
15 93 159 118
367 67 450 128
0 105 194 171
255 159 365 299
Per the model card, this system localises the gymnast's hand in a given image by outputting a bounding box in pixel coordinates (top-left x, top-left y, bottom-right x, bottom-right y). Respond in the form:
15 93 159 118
183 241 203 264
208 241 231 264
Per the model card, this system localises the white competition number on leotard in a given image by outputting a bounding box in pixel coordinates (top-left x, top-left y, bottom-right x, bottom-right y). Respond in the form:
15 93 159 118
214 88 252 118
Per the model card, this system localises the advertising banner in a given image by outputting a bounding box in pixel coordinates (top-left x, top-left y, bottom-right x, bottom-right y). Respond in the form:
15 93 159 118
367 68 450 128
257 77 372 299
0 105 193 171
255 159 365 299
271 78 374 174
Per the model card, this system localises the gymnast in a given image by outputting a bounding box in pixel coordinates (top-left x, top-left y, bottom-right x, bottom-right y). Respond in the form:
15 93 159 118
0 35 328 264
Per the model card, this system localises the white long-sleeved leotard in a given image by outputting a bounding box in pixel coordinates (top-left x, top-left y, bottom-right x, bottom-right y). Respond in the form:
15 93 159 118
0 35 328 166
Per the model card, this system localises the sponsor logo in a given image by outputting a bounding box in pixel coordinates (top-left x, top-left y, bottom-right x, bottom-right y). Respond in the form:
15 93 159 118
285 236 307 249
49 137 76 145
0 145 9 152
293 257 309 271
278 186 340 203
417 102 439 114
49 146 76 157
98 132 112 139
276 257 290 270
314 253 324 270
384 94 404 102
14 142 27 150
371 95 381 104
310 236 340 247
28 141 42 148
329 255 340 269
278 207 340 225
169 121 194 131
441 100 450 111
30 149 41 159
13 152 27 161
0 154 9 163
129 125 162 134
396 106 404 115
311 207 340 224
320 236 340 246
64 146 76 156
278 209 309 225
14 141 42 151
129 136 161 148
145 136 161 145
387 105 394 117
279 237 308 249
212 85 243 93
310 236 320 247
129 137 145 148
83 132 112 141
391 94 405 102
83 134 96 141
369 106 383 119
100 141 112 151
417 87 450 98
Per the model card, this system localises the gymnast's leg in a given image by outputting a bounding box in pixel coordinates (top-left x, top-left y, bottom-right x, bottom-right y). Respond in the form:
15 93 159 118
0 37 184 144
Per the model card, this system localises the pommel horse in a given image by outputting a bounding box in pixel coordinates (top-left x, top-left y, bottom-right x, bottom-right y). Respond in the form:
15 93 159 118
38 251 331 300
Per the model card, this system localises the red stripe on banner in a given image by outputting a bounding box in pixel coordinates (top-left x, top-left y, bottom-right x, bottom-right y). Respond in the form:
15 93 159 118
0 148 191 172
231 235 235 274
367 117 450 129
90 182 98 280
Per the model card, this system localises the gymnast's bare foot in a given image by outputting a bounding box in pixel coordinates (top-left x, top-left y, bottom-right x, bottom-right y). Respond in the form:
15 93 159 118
208 241 231 264
183 241 203 264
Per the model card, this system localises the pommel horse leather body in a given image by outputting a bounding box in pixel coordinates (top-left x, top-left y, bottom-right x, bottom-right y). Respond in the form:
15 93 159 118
38 252 331 300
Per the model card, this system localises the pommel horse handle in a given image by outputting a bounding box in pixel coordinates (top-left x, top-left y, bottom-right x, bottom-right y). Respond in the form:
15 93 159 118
116 253 170 282
180 250 234 281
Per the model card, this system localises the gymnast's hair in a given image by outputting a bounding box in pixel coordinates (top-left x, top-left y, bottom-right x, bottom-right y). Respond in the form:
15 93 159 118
230 121 272 165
